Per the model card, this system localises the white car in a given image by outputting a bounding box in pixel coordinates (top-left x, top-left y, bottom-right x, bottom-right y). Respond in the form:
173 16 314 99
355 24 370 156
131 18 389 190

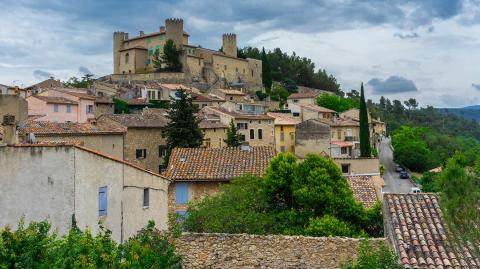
410 187 421 194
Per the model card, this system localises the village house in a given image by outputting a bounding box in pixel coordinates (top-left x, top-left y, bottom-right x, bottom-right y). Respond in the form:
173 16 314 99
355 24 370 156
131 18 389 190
113 18 262 88
198 115 228 148
345 175 380 208
383 193 479 268
94 96 115 116
98 110 168 173
286 91 325 116
27 88 96 123
202 106 275 147
0 86 28 141
297 104 336 121
0 144 170 242
18 120 125 159
294 119 331 159
340 108 385 138
25 78 63 95
164 145 276 214
267 112 300 153
211 88 249 103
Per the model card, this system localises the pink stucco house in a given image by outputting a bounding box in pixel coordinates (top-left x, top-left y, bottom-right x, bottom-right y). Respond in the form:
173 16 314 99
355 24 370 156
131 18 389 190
27 88 96 123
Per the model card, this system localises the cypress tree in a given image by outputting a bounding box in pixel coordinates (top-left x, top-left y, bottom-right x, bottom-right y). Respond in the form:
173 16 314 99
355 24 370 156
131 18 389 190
261 47 272 93
359 83 371 157
225 119 241 147
163 90 203 165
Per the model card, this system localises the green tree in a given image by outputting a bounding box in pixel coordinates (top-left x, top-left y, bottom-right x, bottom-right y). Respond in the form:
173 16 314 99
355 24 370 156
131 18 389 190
305 215 355 237
341 241 403 269
164 90 203 149
359 83 371 157
270 82 289 105
153 39 182 72
316 93 357 112
63 74 95 88
113 97 129 114
438 153 480 253
225 119 241 147
261 47 273 92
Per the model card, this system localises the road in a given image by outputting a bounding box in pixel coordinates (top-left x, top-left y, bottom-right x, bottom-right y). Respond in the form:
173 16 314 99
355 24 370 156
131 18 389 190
378 137 415 193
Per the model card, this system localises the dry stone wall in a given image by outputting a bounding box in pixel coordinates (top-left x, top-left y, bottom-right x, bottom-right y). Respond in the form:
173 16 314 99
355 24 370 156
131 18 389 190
176 233 386 269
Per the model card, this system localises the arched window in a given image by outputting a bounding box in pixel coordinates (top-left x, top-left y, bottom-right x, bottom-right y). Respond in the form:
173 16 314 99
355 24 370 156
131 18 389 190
125 53 129 64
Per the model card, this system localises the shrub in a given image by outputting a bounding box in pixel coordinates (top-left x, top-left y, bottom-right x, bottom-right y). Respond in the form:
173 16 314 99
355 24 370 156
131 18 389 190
379 164 385 176
341 240 402 269
304 215 356 237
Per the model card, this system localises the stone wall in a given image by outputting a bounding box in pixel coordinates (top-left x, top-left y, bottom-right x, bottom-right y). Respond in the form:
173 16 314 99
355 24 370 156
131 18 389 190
110 72 187 83
176 233 387 269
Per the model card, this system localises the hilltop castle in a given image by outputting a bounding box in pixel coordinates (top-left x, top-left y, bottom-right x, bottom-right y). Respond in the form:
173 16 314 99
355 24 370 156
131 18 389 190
113 18 262 89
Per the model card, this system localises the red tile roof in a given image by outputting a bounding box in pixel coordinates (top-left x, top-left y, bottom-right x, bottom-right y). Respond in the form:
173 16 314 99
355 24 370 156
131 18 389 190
346 176 378 208
207 107 274 120
300 104 336 113
287 91 321 99
19 120 125 135
267 112 300 125
52 89 96 100
165 146 276 181
198 119 227 129
101 112 168 128
384 193 479 268
33 96 78 105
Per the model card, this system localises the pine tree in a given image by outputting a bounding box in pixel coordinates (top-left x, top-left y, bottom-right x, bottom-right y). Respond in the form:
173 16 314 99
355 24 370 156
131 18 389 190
158 39 182 72
261 47 272 93
359 83 371 157
164 90 203 163
225 119 241 147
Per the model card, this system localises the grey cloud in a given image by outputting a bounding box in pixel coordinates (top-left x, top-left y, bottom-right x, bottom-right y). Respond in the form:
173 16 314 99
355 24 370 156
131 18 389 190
33 70 53 80
394 32 420 39
472 83 480 90
367 76 418 94
79 66 93 75
427 26 435 33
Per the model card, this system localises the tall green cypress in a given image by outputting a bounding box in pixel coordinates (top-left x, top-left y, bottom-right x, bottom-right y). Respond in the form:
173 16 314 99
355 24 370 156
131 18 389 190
261 47 272 93
225 119 241 147
359 83 371 157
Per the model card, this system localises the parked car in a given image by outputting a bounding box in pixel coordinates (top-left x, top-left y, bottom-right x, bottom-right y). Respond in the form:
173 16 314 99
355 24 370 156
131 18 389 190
395 164 404 172
400 170 409 179
410 187 421 194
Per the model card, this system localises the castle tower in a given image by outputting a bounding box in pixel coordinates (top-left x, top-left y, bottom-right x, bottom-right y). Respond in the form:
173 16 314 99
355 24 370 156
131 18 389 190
113 32 128 74
165 18 184 48
222 33 237 58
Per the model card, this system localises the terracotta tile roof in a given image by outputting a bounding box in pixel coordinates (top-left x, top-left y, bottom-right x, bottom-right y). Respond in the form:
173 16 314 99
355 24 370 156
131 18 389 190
119 46 148 52
165 146 276 181
317 117 359 127
300 104 336 113
19 120 125 135
287 91 321 99
116 97 151 105
207 107 274 120
332 141 355 147
198 119 227 129
52 88 96 100
101 112 168 128
190 92 224 102
267 112 300 125
384 193 479 269
33 96 78 105
346 176 378 208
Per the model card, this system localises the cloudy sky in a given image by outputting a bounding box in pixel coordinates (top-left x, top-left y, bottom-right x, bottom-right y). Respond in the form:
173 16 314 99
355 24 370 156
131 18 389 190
1 0 480 107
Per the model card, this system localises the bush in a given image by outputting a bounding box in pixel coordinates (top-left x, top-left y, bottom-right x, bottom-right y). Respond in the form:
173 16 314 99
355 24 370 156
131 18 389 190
379 165 385 176
0 219 182 268
341 240 402 269
256 90 268 101
304 215 356 237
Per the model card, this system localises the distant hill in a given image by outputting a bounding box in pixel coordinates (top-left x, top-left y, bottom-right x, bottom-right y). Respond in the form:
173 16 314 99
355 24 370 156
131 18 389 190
437 105 480 121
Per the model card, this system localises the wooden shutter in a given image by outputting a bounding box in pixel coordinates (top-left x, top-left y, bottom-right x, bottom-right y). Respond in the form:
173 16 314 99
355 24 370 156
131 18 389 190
98 186 107 216
175 182 189 204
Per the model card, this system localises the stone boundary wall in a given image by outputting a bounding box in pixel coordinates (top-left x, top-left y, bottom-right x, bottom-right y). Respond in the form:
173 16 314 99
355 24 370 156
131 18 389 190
176 233 386 269
110 72 187 83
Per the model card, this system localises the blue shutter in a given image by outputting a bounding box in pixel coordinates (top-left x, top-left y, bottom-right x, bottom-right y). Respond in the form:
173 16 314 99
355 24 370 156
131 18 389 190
175 183 188 204
99 186 107 216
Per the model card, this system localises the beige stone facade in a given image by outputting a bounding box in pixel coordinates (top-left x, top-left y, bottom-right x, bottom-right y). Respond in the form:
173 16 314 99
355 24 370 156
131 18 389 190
334 157 380 176
295 119 331 159
113 18 262 88
176 233 387 269
167 181 225 213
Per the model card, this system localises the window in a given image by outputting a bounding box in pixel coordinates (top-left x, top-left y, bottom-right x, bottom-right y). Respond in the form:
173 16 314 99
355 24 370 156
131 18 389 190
86 105 94 114
258 129 263 140
205 138 211 148
158 145 166 157
98 186 107 216
237 123 248 130
341 147 347 154
159 164 166 173
240 134 246 141
250 129 255 139
175 182 188 204
230 96 233 100
145 59 150 65
280 126 284 131
143 188 149 207
125 53 129 64
66 104 71 113
280 146 286 153
149 48 154 56
337 130 342 140
136 149 147 159
280 132 285 141
341 164 350 174
53 104 59 112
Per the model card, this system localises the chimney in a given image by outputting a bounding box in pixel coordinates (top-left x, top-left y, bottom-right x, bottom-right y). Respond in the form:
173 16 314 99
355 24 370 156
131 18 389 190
139 31 145 37
1 114 18 145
